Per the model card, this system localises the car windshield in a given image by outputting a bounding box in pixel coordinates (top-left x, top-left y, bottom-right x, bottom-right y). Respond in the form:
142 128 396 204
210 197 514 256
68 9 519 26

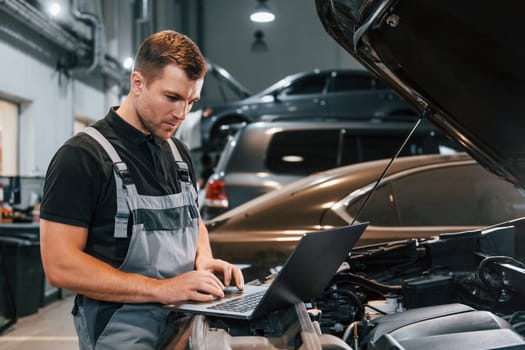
194 61 251 109
254 71 313 97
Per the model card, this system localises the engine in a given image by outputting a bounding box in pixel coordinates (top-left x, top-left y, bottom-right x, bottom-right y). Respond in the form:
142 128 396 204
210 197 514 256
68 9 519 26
186 222 525 349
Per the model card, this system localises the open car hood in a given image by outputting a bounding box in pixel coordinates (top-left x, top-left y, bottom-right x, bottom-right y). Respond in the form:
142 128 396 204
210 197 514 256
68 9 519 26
316 0 525 190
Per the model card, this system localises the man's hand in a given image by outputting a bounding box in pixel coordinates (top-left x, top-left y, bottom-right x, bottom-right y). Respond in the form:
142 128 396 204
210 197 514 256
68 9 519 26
196 257 245 291
193 220 245 293
154 258 245 305
155 270 226 304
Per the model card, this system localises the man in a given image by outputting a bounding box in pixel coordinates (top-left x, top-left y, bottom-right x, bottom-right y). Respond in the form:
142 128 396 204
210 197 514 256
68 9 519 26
40 30 244 349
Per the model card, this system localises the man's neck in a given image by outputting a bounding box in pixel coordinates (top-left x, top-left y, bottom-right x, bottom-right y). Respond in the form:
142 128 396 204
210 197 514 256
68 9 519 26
115 99 148 135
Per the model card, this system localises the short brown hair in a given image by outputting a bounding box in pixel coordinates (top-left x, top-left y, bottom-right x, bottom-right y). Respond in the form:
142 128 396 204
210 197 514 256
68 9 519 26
134 30 207 83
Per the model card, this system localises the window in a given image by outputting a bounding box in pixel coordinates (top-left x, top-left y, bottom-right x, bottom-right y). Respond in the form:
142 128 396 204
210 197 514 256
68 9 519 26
339 133 442 166
346 163 525 227
372 78 390 89
266 129 449 175
392 164 525 226
328 73 373 92
266 130 340 174
0 100 18 175
355 135 402 162
359 134 442 161
346 183 399 225
281 74 327 95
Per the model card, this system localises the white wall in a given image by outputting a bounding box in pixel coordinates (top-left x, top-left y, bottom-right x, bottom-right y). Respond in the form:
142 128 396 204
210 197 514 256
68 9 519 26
202 0 363 92
0 41 118 176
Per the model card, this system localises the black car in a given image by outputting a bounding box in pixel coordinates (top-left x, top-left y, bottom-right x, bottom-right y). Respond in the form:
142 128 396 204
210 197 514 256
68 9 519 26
200 68 417 149
187 1 525 349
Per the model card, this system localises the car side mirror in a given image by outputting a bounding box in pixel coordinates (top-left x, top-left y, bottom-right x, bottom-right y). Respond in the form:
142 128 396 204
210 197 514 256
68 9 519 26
261 92 279 103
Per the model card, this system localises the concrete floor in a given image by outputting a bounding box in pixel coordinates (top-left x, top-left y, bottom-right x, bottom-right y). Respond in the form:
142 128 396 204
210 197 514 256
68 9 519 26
0 296 78 350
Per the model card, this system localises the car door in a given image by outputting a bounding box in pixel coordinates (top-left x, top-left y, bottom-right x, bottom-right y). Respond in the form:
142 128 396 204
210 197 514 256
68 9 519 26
265 72 330 118
325 71 408 119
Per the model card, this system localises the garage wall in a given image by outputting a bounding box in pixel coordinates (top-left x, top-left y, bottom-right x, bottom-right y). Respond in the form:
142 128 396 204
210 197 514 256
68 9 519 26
202 0 363 92
0 40 118 176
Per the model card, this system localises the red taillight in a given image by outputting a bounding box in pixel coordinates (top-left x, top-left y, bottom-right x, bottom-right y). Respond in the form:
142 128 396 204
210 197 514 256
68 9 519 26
202 108 213 118
204 179 229 208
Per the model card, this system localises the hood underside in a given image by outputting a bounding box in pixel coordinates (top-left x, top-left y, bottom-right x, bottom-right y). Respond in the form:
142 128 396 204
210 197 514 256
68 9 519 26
316 0 525 190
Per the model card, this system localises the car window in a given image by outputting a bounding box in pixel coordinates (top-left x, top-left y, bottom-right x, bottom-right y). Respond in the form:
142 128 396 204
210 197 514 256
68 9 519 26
372 78 390 89
281 74 327 95
346 183 399 225
266 129 449 175
340 134 442 165
392 164 525 226
328 73 373 92
345 163 525 227
266 130 340 174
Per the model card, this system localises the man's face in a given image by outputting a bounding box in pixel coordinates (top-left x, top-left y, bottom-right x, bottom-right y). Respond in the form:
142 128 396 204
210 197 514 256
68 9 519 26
133 63 203 140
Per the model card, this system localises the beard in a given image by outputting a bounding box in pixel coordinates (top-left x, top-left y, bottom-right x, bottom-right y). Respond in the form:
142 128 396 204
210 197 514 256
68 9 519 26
136 109 180 141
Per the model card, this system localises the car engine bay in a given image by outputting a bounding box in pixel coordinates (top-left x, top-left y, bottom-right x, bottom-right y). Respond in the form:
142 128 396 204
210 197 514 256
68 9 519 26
187 218 525 349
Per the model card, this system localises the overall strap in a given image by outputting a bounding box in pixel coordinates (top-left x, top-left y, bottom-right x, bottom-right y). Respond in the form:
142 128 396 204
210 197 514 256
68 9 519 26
167 138 192 185
80 126 133 238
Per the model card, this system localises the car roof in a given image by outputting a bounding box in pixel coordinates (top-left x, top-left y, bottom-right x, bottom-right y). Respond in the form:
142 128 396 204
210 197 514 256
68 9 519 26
254 68 373 97
243 120 435 132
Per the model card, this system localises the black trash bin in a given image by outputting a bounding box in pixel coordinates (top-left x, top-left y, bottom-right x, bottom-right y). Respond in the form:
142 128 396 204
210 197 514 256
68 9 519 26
0 248 16 333
0 235 43 317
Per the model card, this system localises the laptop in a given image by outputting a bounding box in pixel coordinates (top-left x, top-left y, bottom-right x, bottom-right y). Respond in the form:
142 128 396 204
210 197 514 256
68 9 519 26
169 222 368 320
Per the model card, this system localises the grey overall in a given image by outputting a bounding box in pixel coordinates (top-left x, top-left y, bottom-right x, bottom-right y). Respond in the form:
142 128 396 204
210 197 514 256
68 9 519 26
73 127 199 349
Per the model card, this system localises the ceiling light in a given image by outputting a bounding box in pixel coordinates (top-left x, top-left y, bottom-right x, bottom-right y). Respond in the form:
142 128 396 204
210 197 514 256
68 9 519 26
49 3 61 17
123 57 134 70
250 0 275 23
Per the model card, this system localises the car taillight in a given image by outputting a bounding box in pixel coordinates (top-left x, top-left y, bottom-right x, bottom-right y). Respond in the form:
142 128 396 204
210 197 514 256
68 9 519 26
204 179 229 209
202 108 213 118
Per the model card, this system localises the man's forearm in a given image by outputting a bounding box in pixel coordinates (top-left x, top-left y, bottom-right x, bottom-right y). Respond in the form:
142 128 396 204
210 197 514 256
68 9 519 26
45 245 164 303
194 220 214 268
40 219 163 303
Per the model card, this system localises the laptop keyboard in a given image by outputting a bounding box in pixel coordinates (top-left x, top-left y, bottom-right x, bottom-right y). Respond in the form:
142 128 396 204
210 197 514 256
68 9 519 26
207 290 265 313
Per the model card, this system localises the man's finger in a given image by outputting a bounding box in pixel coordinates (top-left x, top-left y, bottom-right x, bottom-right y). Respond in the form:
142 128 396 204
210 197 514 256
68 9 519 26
223 264 232 286
233 266 245 290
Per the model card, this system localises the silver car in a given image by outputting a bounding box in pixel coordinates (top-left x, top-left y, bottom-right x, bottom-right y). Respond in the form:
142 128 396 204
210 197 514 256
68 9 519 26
202 120 456 219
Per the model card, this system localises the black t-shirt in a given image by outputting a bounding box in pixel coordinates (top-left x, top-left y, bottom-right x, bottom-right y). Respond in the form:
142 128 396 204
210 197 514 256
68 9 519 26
40 108 197 267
